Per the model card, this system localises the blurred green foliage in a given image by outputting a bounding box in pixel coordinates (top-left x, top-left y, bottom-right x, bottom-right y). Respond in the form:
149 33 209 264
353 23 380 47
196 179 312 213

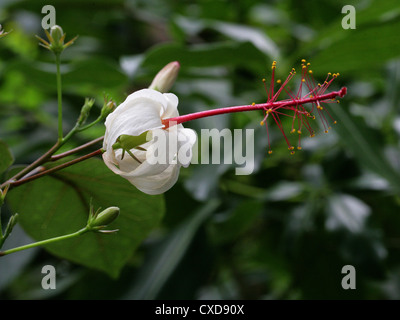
1 0 400 300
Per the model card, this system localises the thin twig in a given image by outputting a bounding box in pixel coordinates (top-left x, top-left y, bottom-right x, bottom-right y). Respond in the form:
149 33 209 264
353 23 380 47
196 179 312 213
9 149 103 188
0 142 61 189
51 136 104 161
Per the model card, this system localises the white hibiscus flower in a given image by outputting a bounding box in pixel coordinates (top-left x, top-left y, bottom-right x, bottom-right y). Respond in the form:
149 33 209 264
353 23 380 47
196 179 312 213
102 88 197 195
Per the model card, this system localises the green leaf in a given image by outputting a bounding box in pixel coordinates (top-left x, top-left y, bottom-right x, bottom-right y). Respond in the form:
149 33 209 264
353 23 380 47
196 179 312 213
141 41 268 72
4 57 128 95
124 199 220 299
63 57 129 90
326 193 371 233
299 0 400 75
209 199 262 244
329 106 400 193
0 139 14 176
6 158 165 278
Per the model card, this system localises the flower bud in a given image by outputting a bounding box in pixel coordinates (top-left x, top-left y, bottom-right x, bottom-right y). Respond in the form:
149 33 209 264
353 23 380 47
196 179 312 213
50 25 64 44
4 213 18 239
100 99 117 120
36 25 78 55
89 206 120 229
77 98 95 126
149 61 180 93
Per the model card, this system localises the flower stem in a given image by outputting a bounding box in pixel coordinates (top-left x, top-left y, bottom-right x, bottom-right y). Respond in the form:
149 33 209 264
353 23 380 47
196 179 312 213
8 148 103 188
163 87 347 128
55 53 63 142
0 141 61 190
51 136 104 161
0 227 89 257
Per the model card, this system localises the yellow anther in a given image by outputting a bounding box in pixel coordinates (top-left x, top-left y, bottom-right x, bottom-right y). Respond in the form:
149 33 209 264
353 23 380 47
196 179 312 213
318 83 321 87
268 150 273 155
302 79 306 82
309 95 313 98
302 65 306 69
307 62 310 66
328 72 331 76
262 78 266 82
297 130 302 134
277 79 281 84
324 130 329 133
290 128 296 134
297 146 302 150
251 102 255 106
290 151 295 155
309 70 313 74
260 120 264 126
301 59 306 63
310 133 315 138
312 115 316 120
289 146 295 150
333 120 337 124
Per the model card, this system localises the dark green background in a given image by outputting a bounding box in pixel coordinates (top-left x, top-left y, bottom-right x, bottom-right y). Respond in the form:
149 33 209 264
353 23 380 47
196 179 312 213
1 0 400 299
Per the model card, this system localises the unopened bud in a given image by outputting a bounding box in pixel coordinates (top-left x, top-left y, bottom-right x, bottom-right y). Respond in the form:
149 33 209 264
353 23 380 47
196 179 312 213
50 25 64 44
89 206 120 229
36 24 78 55
77 98 95 126
4 213 18 239
149 61 180 93
100 99 117 120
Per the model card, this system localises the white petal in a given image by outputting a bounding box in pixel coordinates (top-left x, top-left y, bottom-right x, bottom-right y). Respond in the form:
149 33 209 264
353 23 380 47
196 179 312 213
127 164 181 195
103 89 169 152
161 93 180 119
178 128 197 147
176 128 197 167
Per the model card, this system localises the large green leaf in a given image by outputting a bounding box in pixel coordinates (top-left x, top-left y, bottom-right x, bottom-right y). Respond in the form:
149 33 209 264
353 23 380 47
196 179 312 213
330 106 400 193
6 158 165 278
141 41 268 72
0 139 14 176
124 199 220 299
4 57 128 94
299 0 400 76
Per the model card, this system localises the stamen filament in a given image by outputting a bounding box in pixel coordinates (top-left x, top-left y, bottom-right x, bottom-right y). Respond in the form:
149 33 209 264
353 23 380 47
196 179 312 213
163 87 347 128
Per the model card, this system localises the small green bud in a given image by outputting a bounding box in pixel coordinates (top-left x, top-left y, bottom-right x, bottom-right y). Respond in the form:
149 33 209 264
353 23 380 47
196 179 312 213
149 61 180 93
100 98 117 120
50 25 64 44
77 98 95 126
88 206 120 230
36 25 78 55
0 184 9 207
4 213 19 239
